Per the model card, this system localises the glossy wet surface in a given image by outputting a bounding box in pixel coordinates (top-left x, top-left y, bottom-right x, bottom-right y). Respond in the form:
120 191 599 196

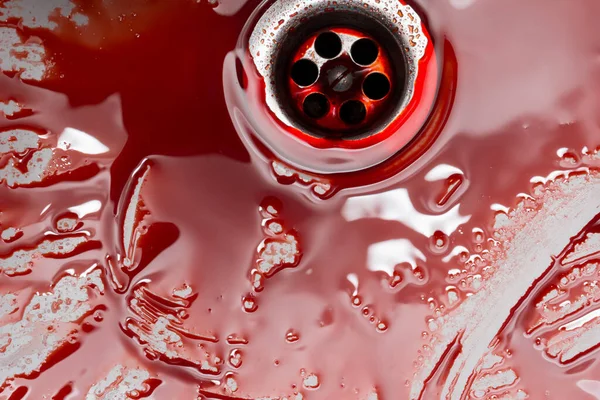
0 0 600 399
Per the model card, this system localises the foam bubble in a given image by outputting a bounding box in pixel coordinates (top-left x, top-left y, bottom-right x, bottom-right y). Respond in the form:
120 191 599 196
0 0 88 30
0 270 104 387
0 235 88 276
86 365 155 400
0 27 47 80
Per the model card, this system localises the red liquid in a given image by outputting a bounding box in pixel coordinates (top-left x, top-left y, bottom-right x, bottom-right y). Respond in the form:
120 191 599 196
0 0 600 399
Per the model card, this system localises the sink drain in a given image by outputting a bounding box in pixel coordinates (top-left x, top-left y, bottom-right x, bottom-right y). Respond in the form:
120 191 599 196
286 27 399 136
225 0 440 174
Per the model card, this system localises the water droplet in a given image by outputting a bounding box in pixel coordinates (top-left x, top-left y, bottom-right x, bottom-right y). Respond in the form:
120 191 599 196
389 271 403 288
286 329 300 343
437 173 465 206
226 334 248 345
558 148 581 167
242 294 258 312
430 231 449 253
225 373 238 393
318 307 334 327
413 266 426 281
472 228 485 244
93 310 103 322
229 349 243 368
303 373 320 389
376 320 388 332
446 286 460 305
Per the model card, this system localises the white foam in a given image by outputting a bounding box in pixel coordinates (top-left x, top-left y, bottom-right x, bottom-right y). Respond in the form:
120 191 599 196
0 0 88 30
86 365 153 400
172 284 193 299
547 314 600 363
411 172 600 399
1 227 19 242
272 161 332 197
0 270 104 387
0 293 18 318
126 286 220 374
0 27 47 80
0 235 88 275
258 235 299 275
0 148 53 187
302 373 319 389
0 129 40 154
471 369 517 392
122 165 150 268
0 100 22 117
563 233 600 264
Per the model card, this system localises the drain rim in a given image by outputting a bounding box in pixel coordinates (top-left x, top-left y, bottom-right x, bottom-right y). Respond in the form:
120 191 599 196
249 0 428 141
226 0 440 175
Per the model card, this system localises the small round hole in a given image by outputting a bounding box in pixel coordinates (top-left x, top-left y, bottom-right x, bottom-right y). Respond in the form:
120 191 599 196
303 93 330 119
314 32 342 59
363 73 390 100
351 38 379 66
339 100 366 125
291 59 319 87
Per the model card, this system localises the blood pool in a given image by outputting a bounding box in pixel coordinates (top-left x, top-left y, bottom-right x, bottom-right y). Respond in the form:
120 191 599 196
0 0 599 399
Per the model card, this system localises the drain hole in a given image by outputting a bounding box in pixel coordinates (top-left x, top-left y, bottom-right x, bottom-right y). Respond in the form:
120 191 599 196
351 38 378 66
303 93 330 119
291 59 319 87
339 100 366 125
363 73 390 100
314 31 343 59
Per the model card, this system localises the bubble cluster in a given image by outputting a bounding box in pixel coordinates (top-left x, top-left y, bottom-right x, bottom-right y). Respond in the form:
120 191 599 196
228 349 243 368
0 100 22 118
271 161 333 198
86 365 157 400
0 0 88 30
0 235 89 276
302 372 320 390
0 27 47 80
244 198 303 312
242 294 258 313
0 227 21 243
121 164 151 270
124 283 222 375
0 270 105 388
55 213 80 233
412 165 600 399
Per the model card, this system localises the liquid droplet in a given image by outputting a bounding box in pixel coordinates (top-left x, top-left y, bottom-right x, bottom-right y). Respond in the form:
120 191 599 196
242 294 258 312
430 230 449 253
286 329 300 343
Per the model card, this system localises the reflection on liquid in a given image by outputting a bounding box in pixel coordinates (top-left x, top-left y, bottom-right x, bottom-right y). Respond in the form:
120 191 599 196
57 128 109 155
342 188 471 237
367 239 425 276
